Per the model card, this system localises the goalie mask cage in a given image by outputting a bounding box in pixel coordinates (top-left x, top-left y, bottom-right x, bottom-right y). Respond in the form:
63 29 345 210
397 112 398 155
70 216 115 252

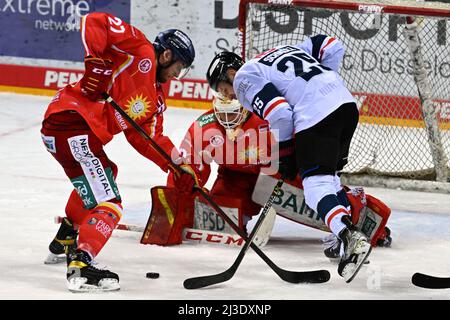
238 0 450 192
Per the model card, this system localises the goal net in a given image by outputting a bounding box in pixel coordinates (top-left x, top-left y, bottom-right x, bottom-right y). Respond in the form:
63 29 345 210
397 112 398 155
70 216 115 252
238 0 450 191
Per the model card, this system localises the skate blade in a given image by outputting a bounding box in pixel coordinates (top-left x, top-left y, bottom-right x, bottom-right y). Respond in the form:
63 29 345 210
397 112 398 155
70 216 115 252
67 277 120 293
44 253 66 265
342 245 372 283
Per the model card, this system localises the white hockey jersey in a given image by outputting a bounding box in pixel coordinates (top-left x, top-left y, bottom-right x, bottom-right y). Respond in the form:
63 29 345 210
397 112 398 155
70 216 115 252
233 35 355 142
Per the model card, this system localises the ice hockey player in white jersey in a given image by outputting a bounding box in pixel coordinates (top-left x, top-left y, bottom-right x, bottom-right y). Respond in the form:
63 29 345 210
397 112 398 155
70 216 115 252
206 35 371 283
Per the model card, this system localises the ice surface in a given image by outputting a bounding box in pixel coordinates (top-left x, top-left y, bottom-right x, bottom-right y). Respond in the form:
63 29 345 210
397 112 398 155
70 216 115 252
0 92 449 299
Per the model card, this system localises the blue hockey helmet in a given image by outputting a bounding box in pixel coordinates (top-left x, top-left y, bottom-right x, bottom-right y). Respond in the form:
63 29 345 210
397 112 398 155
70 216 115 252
154 28 195 75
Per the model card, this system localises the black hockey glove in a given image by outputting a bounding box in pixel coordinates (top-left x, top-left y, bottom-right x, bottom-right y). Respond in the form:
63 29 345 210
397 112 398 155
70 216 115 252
278 139 297 180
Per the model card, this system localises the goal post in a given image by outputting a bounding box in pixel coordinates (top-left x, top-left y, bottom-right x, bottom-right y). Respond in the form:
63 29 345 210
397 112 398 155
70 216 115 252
238 0 450 192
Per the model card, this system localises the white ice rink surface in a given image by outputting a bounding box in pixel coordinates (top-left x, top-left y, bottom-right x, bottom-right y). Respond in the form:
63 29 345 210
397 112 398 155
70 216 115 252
0 92 449 300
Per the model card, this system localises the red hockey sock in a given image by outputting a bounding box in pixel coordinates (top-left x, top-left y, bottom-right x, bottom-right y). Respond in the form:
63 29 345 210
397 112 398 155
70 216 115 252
77 202 123 258
65 190 90 227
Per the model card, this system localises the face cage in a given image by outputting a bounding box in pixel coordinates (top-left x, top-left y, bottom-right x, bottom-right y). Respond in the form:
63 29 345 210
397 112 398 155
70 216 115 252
213 97 246 130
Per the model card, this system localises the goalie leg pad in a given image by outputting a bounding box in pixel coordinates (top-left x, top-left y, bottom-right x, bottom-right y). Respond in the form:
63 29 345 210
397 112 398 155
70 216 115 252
194 195 244 233
192 197 274 247
346 188 391 247
253 174 393 248
141 187 195 245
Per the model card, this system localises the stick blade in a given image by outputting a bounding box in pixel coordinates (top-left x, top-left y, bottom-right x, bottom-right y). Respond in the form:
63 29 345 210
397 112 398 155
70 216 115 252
412 273 450 289
283 269 331 284
184 269 330 289
183 271 234 290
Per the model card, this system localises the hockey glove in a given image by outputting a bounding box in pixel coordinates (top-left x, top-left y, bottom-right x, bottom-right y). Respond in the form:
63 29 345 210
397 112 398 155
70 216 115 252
80 56 113 101
170 164 199 193
278 139 297 181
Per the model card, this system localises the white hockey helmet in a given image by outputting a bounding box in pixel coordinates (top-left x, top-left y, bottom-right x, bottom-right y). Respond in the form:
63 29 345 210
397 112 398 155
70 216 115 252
212 96 247 130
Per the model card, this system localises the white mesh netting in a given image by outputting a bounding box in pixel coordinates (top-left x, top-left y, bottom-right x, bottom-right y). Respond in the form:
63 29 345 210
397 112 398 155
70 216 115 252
241 0 450 182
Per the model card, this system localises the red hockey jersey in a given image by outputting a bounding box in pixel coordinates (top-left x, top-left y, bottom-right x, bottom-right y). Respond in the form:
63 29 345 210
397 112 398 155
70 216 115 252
174 109 274 187
44 12 174 171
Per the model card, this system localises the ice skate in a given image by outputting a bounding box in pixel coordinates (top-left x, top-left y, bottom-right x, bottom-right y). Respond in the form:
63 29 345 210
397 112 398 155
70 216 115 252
322 234 341 263
337 216 372 283
66 250 120 292
44 217 78 265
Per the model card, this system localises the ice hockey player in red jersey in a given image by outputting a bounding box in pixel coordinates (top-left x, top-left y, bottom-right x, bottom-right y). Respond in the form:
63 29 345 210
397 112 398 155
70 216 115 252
167 96 274 229
40 12 197 292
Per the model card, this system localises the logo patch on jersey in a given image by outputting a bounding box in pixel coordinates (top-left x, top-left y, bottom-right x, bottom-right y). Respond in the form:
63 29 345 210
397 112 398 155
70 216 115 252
237 78 253 98
71 175 97 209
138 59 152 73
156 94 166 113
68 136 121 208
114 110 128 131
41 134 56 153
209 135 224 147
96 219 113 239
197 113 217 127
238 146 260 163
125 94 152 121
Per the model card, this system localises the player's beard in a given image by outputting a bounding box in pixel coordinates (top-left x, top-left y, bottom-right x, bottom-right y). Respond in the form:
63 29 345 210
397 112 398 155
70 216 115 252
156 62 172 83
156 66 166 83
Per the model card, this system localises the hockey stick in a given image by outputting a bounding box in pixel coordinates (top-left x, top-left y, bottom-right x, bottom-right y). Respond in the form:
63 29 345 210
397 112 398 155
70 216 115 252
55 216 263 248
103 92 330 284
412 273 450 289
183 179 328 289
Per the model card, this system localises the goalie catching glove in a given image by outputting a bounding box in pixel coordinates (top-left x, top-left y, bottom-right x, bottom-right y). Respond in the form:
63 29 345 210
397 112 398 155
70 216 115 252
80 56 114 101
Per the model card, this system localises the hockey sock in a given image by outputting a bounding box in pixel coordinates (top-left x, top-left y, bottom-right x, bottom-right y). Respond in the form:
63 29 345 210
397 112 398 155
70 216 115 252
317 194 350 236
65 189 90 226
336 188 351 211
77 202 123 258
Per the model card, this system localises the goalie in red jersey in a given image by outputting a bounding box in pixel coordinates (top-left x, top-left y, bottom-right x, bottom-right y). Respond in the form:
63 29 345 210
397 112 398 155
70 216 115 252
40 12 197 292
142 39 392 256
143 93 392 252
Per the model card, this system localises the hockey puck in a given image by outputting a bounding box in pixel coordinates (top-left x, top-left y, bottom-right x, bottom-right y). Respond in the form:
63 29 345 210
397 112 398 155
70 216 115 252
146 272 160 279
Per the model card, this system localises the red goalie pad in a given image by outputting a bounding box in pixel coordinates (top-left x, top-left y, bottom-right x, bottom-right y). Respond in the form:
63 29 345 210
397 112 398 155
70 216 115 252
140 186 195 246
346 187 391 247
